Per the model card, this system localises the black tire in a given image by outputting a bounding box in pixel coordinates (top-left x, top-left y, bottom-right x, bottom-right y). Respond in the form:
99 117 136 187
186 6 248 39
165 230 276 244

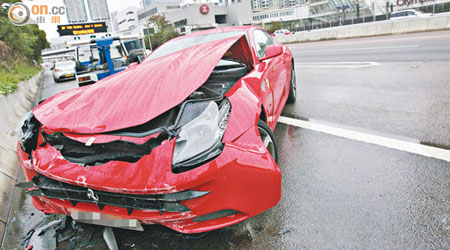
287 61 297 104
257 120 278 163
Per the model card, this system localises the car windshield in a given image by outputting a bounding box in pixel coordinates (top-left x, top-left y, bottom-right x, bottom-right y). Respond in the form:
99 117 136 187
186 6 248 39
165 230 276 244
144 31 247 62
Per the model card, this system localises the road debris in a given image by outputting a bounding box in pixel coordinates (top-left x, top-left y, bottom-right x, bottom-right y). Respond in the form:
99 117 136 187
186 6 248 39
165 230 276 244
278 226 293 235
103 227 119 250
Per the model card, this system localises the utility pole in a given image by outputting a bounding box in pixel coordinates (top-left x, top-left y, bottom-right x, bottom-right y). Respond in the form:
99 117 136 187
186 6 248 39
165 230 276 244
357 3 360 19
372 1 375 22
386 2 389 19
342 5 346 24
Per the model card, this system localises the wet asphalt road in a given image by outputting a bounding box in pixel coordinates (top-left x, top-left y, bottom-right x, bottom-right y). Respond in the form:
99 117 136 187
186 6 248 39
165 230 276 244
2 31 450 249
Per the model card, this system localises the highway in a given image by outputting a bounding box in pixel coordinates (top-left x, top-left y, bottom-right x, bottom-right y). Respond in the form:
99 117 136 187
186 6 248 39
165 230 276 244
2 31 449 249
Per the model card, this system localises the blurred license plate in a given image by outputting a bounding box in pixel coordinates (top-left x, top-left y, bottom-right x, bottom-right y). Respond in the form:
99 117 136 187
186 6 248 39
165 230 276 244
70 211 143 231
65 74 74 77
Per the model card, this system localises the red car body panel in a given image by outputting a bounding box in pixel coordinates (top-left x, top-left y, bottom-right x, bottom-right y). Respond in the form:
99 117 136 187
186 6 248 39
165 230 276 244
17 26 293 234
33 35 251 134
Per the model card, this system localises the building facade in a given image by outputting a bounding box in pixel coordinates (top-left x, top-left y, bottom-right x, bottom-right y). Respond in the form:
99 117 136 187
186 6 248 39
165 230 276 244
86 0 110 21
117 7 140 32
252 0 450 28
64 0 88 23
138 0 252 34
64 0 112 31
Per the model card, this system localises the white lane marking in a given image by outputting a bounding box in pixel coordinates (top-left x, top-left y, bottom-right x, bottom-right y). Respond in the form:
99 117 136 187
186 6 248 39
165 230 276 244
295 62 379 68
297 45 418 53
331 35 450 46
278 116 450 163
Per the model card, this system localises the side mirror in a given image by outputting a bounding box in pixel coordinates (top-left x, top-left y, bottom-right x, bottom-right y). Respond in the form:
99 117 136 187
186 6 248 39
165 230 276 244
260 45 283 61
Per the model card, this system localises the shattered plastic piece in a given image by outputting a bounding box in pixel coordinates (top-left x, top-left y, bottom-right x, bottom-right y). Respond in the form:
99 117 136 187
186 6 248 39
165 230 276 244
85 137 96 146
103 227 119 250
278 226 293 235
21 215 65 250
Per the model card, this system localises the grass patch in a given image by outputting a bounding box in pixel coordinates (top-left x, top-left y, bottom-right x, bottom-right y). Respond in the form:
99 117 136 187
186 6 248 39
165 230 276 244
0 64 40 95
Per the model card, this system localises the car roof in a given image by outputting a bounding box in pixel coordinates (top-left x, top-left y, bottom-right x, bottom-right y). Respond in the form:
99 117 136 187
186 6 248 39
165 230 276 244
55 61 74 65
392 9 418 13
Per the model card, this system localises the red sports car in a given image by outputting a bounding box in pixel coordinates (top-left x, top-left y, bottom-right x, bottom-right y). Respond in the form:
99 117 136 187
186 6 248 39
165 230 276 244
15 26 297 233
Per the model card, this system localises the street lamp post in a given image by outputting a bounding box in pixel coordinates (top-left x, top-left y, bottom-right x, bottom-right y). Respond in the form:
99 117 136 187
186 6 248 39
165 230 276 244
372 1 376 22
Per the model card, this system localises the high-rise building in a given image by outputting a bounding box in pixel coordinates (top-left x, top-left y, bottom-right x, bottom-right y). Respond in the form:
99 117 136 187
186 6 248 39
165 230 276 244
64 0 112 31
64 0 88 23
110 11 120 32
142 0 156 8
87 0 111 22
251 0 280 10
117 7 139 32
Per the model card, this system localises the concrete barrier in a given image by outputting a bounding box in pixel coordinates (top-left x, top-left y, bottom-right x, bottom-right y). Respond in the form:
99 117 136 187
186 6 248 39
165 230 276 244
337 26 353 39
327 27 339 40
0 71 42 245
309 29 326 41
376 21 393 36
392 20 409 34
361 22 377 37
407 18 428 33
297 31 311 42
275 14 450 44
426 16 449 31
350 24 363 38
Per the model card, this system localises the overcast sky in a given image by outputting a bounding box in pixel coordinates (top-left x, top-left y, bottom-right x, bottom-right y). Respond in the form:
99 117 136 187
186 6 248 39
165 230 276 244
28 0 141 39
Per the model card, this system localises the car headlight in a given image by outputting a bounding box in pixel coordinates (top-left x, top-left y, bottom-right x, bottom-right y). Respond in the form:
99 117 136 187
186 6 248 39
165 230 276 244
10 111 41 155
172 99 230 172
10 111 32 137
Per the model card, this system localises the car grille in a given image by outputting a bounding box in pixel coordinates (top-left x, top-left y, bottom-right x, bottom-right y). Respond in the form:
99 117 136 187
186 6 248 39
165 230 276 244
20 174 208 215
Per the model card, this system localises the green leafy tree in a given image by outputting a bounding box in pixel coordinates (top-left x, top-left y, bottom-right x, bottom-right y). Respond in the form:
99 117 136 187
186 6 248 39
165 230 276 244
144 15 180 50
267 21 282 34
0 0 49 93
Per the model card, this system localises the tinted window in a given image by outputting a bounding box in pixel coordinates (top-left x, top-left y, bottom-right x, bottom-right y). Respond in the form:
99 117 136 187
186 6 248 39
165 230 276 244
144 31 247 62
253 29 274 58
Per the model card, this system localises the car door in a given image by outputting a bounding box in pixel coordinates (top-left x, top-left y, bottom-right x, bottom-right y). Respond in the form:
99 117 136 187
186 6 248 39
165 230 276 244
252 29 288 126
252 29 275 124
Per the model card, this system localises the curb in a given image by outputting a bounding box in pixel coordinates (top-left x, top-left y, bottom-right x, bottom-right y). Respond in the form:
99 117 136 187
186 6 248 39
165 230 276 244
0 71 43 246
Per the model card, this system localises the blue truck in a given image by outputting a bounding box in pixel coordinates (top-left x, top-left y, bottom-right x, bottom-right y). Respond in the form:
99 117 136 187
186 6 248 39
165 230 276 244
67 35 148 87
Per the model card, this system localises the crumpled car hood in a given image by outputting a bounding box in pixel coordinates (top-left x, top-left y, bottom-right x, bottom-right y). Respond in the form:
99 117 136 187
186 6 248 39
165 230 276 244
34 35 246 134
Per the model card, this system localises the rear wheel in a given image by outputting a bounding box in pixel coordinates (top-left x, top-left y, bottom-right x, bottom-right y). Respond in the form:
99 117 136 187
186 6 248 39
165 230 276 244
257 120 278 163
287 61 297 104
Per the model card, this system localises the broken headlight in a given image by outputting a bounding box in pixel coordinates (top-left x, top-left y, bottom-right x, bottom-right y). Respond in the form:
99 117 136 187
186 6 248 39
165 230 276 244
11 112 41 155
172 99 230 172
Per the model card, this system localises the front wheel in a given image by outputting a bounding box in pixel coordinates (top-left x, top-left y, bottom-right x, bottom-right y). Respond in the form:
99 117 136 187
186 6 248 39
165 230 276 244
257 120 278 163
287 61 297 104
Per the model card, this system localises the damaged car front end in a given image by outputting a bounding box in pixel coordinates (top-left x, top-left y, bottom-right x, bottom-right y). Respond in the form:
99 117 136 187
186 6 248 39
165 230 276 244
16 29 288 233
